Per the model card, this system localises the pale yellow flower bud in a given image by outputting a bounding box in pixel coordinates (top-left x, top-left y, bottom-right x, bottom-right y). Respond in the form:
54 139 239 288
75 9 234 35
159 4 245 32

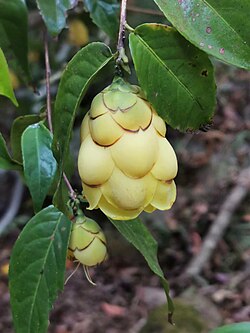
68 217 107 267
68 19 89 47
78 78 178 220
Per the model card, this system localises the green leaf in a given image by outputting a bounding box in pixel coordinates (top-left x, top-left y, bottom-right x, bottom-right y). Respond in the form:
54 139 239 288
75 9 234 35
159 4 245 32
22 123 57 212
9 205 71 333
129 23 216 131
210 322 250 333
153 0 250 70
0 132 21 171
109 218 174 323
0 0 29 79
53 177 71 217
11 114 43 163
53 42 114 166
85 0 120 40
35 0 77 36
0 48 18 106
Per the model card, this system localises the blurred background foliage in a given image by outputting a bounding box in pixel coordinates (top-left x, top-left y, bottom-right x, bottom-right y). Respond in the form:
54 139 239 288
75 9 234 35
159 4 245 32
0 0 250 332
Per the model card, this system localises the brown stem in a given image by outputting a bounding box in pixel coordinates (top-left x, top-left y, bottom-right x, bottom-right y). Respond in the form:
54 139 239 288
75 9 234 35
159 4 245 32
117 0 127 64
44 31 76 201
63 173 77 200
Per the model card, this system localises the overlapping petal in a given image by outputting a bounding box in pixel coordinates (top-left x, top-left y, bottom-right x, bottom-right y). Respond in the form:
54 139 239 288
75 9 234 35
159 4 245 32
111 97 152 131
98 196 142 220
152 112 166 137
90 112 123 146
78 135 114 185
111 127 158 178
151 137 178 181
89 93 108 118
82 183 102 209
151 180 176 210
80 113 90 142
73 239 107 267
103 90 137 111
102 168 147 210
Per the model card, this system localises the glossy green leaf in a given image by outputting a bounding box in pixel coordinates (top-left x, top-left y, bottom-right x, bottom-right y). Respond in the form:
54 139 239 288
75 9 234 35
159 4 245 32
0 0 29 79
53 176 71 217
85 0 119 40
53 42 114 166
129 24 216 131
11 114 43 163
0 132 22 171
109 218 174 323
35 0 77 36
22 123 57 212
154 0 250 70
9 205 71 333
210 322 250 333
0 48 18 106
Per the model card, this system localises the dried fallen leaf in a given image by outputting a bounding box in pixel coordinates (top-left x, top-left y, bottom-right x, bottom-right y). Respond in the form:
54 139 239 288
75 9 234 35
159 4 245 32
101 302 126 317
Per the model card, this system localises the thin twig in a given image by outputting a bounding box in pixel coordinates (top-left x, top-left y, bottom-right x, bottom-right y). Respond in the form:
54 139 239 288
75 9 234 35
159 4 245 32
0 172 24 236
63 173 77 200
44 31 53 133
44 31 76 200
117 0 127 63
185 167 250 278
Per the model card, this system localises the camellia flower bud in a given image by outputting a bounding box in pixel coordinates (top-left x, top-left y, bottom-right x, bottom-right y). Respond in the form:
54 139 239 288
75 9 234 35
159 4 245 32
78 78 178 220
68 216 107 267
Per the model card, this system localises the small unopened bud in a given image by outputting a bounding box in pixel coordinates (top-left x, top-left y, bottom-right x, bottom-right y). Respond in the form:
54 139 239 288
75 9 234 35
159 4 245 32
68 216 107 267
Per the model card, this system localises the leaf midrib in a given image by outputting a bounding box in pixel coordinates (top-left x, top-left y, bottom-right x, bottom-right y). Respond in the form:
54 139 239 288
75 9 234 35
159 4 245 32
202 0 249 48
34 128 41 194
157 0 250 50
27 213 63 333
23 127 41 204
134 33 203 110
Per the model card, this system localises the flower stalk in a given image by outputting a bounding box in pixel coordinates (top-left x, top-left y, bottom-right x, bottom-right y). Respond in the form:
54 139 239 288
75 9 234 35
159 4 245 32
117 0 127 62
116 0 130 75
